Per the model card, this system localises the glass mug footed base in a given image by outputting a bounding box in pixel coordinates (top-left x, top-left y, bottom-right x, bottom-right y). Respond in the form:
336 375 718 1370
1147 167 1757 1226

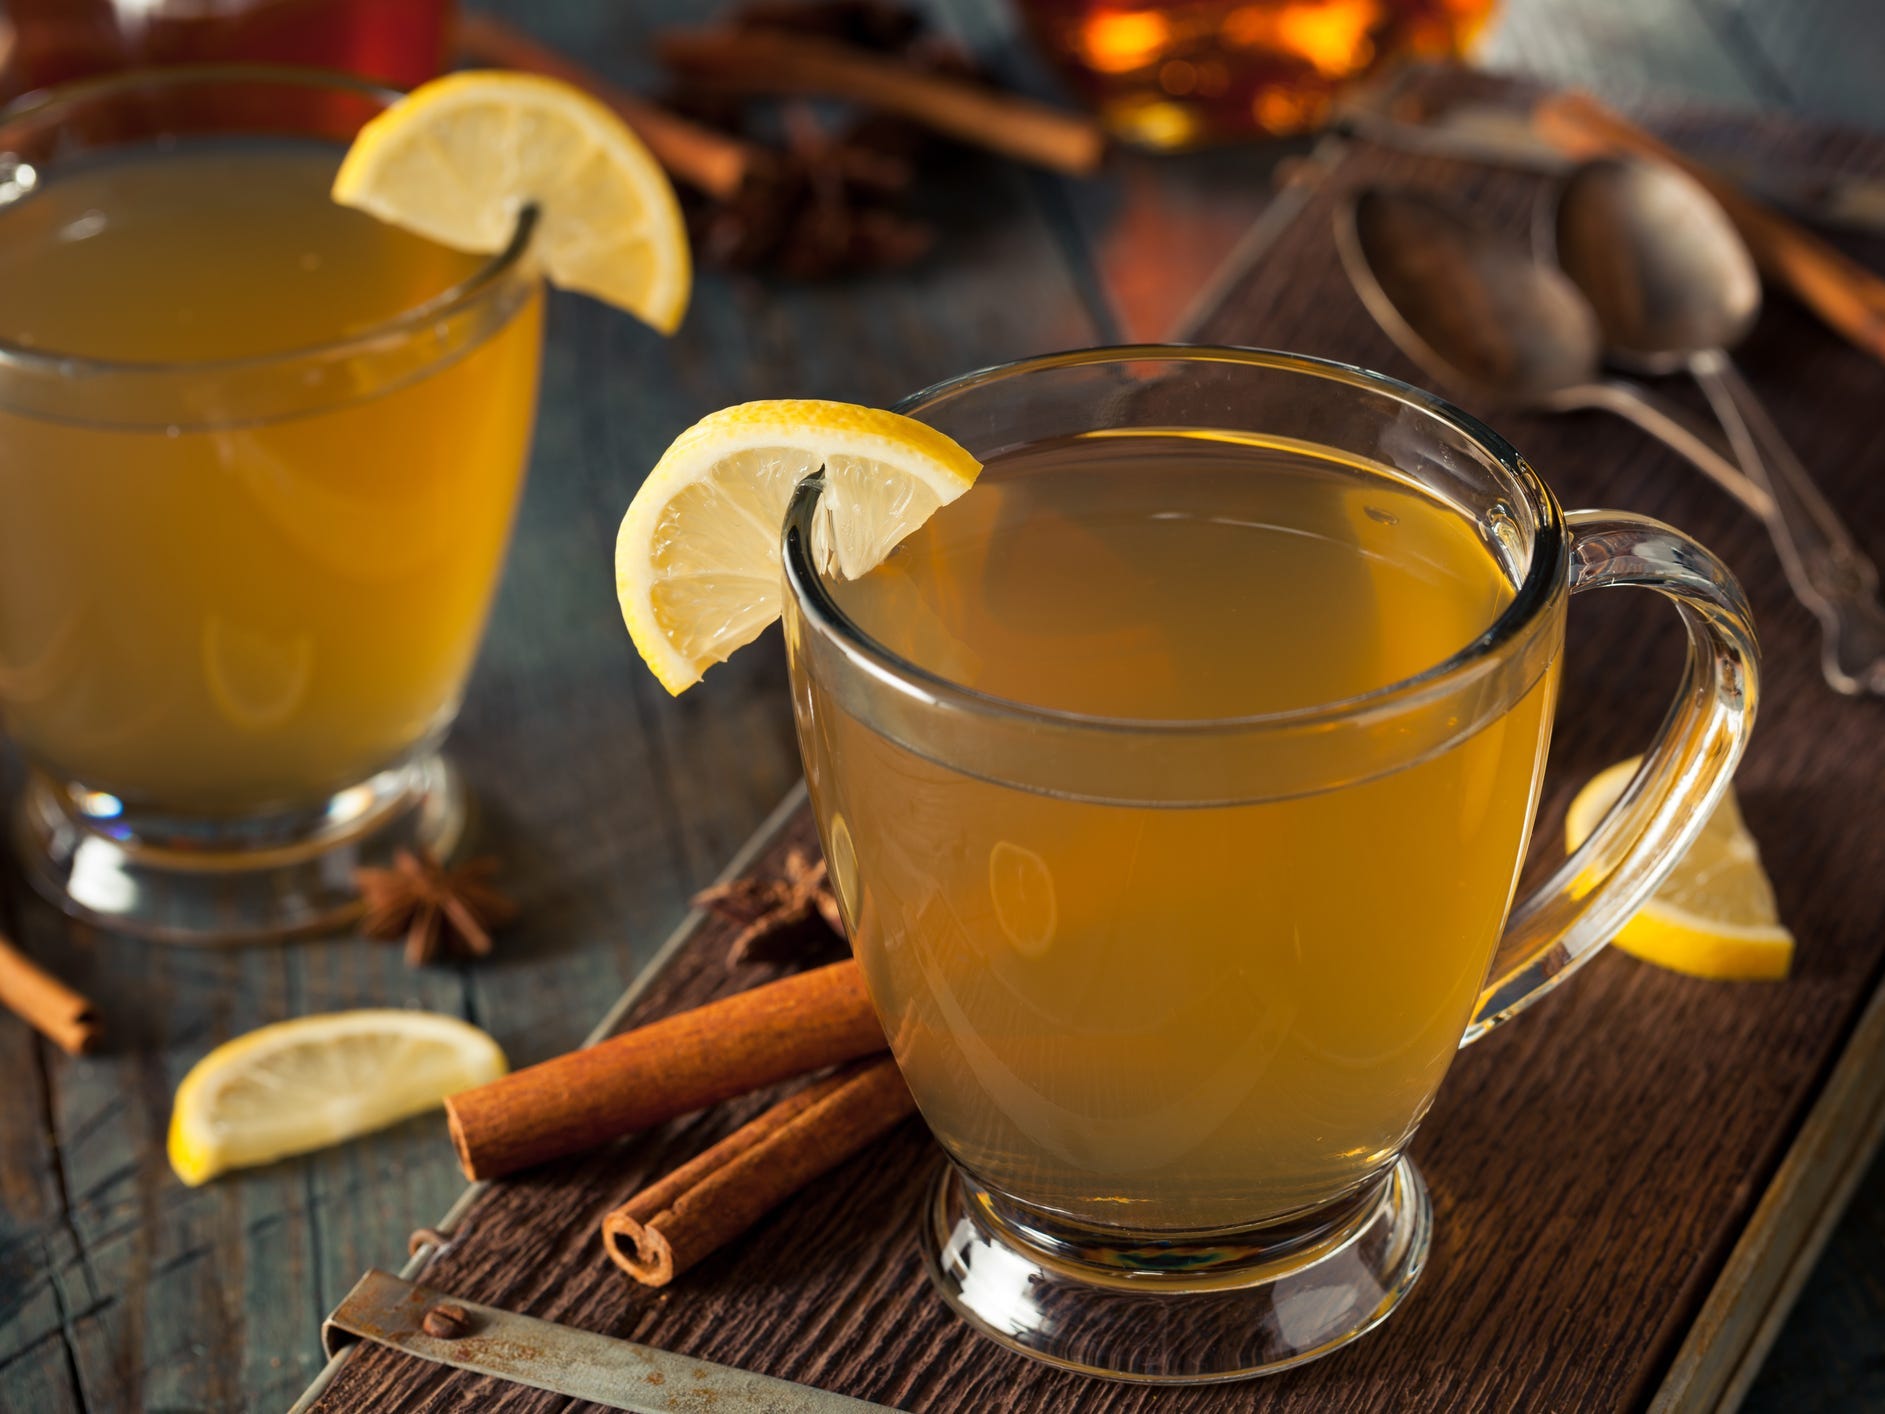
927 1157 1432 1382
784 348 1759 1381
13 752 467 945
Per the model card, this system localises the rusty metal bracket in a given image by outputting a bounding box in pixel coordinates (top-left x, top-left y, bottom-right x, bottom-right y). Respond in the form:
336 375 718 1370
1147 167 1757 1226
319 1268 888 1413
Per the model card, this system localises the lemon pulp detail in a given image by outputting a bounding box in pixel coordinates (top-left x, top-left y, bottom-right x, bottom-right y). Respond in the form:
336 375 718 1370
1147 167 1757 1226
1566 757 1793 981
615 400 980 693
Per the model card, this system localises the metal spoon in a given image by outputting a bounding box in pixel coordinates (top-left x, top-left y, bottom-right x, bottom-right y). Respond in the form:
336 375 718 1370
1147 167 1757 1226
1550 157 1885 696
1335 187 1772 522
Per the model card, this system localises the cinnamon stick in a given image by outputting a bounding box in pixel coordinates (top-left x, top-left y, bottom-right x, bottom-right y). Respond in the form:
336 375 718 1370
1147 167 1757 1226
0 934 98 1056
1534 91 1885 367
659 27 1106 177
454 13 764 199
445 959 884 1180
601 1055 915 1285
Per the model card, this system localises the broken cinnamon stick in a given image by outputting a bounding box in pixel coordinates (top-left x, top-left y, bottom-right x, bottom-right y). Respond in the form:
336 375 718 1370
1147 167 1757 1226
445 959 884 1180
601 1055 914 1285
0 934 98 1056
455 13 765 199
659 27 1105 176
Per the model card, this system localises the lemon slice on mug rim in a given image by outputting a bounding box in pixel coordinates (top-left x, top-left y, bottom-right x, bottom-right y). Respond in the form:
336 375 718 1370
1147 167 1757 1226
332 71 691 333
614 399 982 694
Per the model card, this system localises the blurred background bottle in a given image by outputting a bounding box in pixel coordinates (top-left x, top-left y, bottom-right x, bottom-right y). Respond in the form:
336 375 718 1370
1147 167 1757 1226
0 0 453 98
1015 0 1498 147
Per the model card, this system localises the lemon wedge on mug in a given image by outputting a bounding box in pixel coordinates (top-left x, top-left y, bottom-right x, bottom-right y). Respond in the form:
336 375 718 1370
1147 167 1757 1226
615 401 982 693
1565 757 1793 980
331 72 691 333
167 1011 507 1185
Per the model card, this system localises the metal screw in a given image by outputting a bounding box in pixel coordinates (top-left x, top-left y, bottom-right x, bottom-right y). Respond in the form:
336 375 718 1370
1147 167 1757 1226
422 1302 473 1339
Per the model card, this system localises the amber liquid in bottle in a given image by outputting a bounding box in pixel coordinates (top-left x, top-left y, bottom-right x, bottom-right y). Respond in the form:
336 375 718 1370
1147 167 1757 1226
1016 0 1498 147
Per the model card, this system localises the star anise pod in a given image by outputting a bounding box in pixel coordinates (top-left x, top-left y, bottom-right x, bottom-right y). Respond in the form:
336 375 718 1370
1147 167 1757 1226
692 102 932 277
694 848 847 966
354 850 518 968
664 0 966 280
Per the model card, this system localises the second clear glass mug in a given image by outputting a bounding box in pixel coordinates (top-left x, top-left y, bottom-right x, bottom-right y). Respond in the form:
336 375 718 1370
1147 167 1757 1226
0 67 541 943
781 348 1758 1381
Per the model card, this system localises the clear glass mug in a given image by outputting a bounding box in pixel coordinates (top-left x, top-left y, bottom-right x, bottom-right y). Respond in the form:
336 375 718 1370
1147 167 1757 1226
781 348 1758 1381
0 68 541 942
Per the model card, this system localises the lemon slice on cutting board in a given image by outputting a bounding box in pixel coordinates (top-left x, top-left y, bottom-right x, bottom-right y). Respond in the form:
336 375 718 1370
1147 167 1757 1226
1565 757 1793 980
615 399 981 693
332 71 690 333
168 1011 507 1185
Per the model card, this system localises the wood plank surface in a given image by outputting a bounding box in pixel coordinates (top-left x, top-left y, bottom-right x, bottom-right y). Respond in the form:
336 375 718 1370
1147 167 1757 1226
1482 0 1885 133
1 1 1880 1411
1657 980 1885 1411
0 0 1107 1408
301 70 1885 1414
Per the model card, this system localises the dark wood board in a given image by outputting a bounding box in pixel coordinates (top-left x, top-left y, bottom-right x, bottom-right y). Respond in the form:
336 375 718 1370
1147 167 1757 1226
6 0 1878 1405
300 72 1885 1414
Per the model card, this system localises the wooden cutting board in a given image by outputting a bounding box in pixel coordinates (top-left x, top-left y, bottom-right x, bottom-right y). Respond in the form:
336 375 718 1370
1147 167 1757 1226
295 71 1885 1414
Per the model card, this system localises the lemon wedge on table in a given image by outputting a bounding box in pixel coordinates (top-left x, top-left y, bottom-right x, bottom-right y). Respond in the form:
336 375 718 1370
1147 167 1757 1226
167 1011 507 1186
615 400 982 694
331 71 691 333
1565 757 1794 980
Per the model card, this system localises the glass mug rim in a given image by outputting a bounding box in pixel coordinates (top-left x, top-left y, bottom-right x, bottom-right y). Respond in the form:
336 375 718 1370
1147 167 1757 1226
782 344 1568 739
0 63 534 382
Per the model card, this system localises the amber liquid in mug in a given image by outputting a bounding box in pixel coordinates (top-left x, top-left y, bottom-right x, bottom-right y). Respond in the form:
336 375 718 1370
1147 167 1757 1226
808 432 1559 1233
0 142 542 813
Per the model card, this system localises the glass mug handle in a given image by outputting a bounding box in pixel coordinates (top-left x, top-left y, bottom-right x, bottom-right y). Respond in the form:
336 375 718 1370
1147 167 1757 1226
1465 509 1762 1044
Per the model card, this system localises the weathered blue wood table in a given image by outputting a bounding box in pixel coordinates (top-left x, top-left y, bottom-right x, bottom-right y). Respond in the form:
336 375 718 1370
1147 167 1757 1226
1 1 1880 1409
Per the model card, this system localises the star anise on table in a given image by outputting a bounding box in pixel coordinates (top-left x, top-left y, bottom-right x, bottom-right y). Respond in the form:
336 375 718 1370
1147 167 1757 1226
354 850 518 968
688 101 933 278
693 848 848 966
663 0 981 278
